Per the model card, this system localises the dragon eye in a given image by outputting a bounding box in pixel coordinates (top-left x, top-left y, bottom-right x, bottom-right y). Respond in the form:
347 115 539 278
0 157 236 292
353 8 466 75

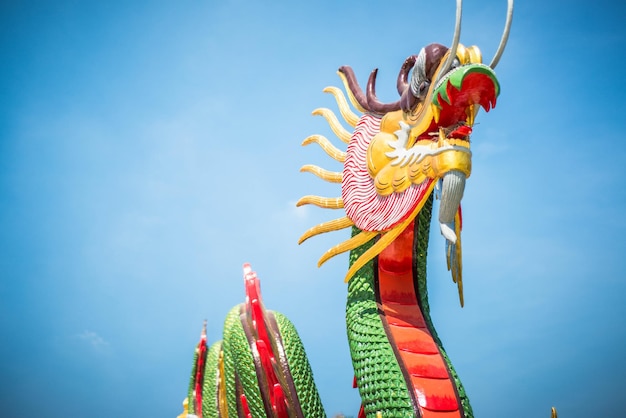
410 48 429 100
417 81 430 99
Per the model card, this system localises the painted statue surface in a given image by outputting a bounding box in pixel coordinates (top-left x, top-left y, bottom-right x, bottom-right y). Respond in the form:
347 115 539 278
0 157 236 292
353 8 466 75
177 1 557 417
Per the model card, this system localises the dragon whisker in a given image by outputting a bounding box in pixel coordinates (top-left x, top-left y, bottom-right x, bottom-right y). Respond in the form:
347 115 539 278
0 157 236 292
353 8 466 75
298 216 354 245
299 164 342 183
301 134 346 163
323 86 360 127
296 195 344 209
312 108 352 144
317 230 377 268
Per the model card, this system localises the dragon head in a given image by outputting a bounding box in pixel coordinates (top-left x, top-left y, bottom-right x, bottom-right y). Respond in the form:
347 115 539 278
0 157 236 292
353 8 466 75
364 0 512 244
366 41 500 245
298 0 513 304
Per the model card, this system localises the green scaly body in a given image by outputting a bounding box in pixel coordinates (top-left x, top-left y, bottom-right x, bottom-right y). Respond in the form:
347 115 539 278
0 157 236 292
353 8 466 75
347 196 473 417
188 304 324 417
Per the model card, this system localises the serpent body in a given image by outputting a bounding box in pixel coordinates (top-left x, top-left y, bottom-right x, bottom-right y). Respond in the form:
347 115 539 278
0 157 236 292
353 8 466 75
347 201 472 417
186 267 325 418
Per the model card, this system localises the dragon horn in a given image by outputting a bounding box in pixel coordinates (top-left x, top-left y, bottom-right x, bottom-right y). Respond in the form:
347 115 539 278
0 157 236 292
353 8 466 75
396 55 418 96
489 0 514 69
368 54 420 113
434 0 463 86
366 68 402 113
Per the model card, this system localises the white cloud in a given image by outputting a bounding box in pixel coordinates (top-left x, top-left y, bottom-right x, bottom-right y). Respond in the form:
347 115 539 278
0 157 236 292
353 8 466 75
75 330 110 350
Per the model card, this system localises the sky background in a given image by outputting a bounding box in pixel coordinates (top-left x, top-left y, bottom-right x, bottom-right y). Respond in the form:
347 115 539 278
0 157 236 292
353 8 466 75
1 0 625 417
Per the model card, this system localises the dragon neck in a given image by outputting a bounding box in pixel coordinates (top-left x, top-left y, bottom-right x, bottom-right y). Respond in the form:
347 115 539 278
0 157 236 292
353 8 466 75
347 196 473 418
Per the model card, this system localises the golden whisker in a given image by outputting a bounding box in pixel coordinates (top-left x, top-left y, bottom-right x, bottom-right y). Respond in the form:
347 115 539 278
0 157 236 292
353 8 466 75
312 108 352 144
318 230 378 267
299 164 342 183
296 196 344 209
298 216 354 244
301 134 346 163
323 86 360 127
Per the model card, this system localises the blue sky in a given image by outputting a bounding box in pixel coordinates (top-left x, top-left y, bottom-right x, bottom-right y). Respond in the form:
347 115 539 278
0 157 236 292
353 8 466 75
1 0 625 417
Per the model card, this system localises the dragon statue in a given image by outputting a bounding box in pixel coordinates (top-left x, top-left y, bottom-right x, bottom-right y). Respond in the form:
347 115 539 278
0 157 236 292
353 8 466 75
177 0 556 416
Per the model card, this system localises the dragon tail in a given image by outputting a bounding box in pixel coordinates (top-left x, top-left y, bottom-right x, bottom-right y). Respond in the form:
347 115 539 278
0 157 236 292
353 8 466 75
186 265 325 418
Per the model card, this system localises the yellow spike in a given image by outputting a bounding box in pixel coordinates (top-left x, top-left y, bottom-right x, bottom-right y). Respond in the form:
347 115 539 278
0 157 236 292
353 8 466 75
296 195 344 209
456 43 468 64
337 70 368 113
300 164 342 183
551 407 558 418
318 230 378 267
467 45 483 64
344 180 436 282
323 86 360 127
301 134 346 163
298 216 354 244
312 108 352 144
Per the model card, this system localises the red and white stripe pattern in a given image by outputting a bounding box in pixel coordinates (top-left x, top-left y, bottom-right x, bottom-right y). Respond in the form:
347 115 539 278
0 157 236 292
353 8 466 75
341 114 433 232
